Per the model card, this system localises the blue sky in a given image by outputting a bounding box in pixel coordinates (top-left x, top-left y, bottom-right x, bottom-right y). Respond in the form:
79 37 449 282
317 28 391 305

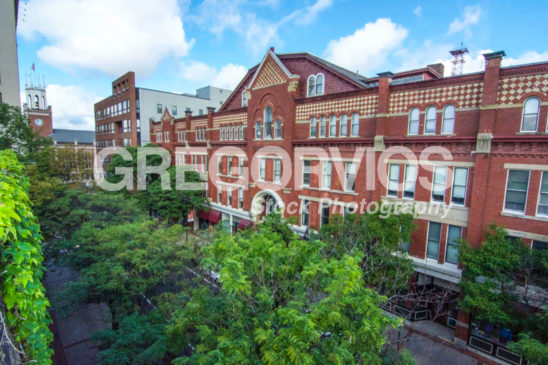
16 0 548 130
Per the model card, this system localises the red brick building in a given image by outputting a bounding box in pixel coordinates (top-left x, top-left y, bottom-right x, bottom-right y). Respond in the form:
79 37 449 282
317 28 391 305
152 49 548 363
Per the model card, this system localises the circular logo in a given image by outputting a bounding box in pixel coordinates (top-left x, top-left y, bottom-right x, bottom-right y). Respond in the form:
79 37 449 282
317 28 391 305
35 118 44 127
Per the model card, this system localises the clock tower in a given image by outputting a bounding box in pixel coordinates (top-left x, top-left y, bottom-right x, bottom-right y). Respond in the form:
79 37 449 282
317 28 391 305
23 76 53 137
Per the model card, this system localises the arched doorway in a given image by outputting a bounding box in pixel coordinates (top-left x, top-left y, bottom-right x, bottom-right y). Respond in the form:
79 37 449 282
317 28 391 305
250 189 284 223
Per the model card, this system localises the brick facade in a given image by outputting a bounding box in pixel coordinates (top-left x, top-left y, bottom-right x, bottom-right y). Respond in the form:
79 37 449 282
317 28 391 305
152 49 548 359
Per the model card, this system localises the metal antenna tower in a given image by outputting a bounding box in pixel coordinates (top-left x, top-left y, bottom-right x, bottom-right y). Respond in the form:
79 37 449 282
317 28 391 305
450 43 469 76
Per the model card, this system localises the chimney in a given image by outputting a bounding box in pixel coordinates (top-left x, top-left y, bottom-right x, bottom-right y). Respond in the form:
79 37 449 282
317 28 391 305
270 47 275 53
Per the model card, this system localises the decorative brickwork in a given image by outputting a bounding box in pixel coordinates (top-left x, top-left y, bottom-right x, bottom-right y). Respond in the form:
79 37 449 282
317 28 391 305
389 82 483 114
213 112 248 128
252 56 288 90
497 74 548 104
295 95 378 122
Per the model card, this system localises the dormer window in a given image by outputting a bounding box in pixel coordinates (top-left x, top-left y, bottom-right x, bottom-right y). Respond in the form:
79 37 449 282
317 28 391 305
307 73 325 97
242 91 248 107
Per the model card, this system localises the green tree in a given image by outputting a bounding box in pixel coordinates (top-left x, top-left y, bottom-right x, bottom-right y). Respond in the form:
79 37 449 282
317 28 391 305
167 213 401 364
0 103 50 162
0 149 53 364
316 204 416 300
459 225 548 363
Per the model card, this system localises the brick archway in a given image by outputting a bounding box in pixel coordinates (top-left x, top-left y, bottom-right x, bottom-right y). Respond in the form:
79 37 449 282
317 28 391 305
250 189 285 223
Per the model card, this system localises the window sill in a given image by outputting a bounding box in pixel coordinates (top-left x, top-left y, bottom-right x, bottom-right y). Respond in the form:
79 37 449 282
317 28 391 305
516 131 546 135
501 211 548 222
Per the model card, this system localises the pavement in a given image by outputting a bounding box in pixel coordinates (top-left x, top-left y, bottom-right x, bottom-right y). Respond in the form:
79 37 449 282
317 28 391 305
44 266 111 365
387 318 483 365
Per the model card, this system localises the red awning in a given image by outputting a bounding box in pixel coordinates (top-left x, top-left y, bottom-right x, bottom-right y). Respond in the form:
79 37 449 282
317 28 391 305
209 209 222 224
237 219 253 230
197 210 209 220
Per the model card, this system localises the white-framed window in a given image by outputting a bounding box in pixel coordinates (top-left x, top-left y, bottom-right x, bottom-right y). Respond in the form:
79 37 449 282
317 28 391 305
239 157 244 177
217 156 222 175
322 161 332 189
156 132 162 143
316 74 324 95
387 164 400 197
329 115 337 137
157 103 162 113
227 157 232 176
301 199 309 227
227 188 232 207
307 75 316 96
451 167 468 205
340 114 348 136
164 131 170 142
274 159 281 183
442 104 455 134
319 116 326 137
431 167 447 203
427 221 441 259
504 169 529 213
351 113 359 136
521 97 540 132
239 124 244 140
310 117 317 137
538 171 548 216
239 187 244 209
274 120 282 138
242 91 248 107
424 106 437 134
321 202 330 226
230 125 234 140
264 106 273 138
172 105 177 115
260 158 266 181
403 165 417 199
345 162 356 192
220 126 225 140
445 225 462 265
303 160 311 187
255 121 261 139
408 107 420 135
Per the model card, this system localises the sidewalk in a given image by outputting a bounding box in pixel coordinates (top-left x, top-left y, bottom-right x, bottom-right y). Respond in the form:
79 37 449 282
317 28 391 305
44 266 111 365
387 319 482 365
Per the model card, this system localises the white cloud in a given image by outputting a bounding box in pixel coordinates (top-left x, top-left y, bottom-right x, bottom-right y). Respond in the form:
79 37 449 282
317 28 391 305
323 18 408 75
395 41 453 72
191 0 332 56
447 5 482 36
179 62 247 90
18 0 194 76
413 5 422 16
45 84 100 130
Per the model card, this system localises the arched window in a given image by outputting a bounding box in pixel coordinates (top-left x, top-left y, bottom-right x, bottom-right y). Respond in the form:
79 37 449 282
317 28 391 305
340 114 348 136
351 113 359 136
424 106 437 134
329 115 337 137
27 94 31 106
242 91 248 107
316 74 324 95
521 97 540 132
239 124 244 140
274 120 282 138
319 116 326 137
255 121 262 139
264 106 272 138
34 95 39 108
442 105 455 134
408 108 419 135
310 117 317 137
307 76 316 96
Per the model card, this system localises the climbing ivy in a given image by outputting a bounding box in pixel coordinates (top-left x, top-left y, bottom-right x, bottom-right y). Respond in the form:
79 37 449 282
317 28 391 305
0 149 53 364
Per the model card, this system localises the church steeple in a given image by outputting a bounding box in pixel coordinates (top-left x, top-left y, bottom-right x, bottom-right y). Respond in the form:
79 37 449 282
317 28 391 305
23 70 53 137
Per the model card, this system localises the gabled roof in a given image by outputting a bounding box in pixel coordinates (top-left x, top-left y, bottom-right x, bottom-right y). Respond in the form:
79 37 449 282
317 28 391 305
247 49 299 89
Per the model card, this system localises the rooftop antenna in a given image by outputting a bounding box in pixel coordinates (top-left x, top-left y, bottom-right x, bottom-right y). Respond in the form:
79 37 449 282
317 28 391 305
450 42 469 76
